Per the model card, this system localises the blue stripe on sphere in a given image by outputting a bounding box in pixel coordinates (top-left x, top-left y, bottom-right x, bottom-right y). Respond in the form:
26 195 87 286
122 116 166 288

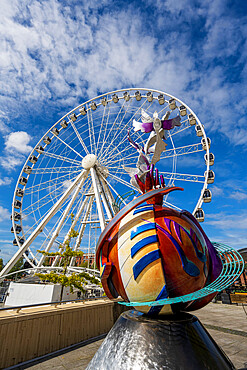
131 235 158 258
133 250 160 280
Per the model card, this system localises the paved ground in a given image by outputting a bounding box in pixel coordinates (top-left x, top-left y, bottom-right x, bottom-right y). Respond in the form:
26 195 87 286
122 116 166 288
10 302 247 370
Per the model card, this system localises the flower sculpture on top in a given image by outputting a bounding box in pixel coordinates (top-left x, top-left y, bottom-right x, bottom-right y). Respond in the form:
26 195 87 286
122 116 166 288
95 109 242 316
133 109 181 165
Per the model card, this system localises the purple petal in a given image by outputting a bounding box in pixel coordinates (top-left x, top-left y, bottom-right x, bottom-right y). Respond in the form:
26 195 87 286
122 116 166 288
162 115 181 130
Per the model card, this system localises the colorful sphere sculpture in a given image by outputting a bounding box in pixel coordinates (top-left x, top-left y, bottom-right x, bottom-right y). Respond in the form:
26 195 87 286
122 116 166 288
96 166 225 315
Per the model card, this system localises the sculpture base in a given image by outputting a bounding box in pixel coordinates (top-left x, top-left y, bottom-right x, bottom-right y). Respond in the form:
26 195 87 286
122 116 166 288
87 310 235 370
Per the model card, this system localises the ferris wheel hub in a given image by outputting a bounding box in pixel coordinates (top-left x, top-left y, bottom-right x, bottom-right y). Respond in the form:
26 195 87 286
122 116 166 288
82 154 97 169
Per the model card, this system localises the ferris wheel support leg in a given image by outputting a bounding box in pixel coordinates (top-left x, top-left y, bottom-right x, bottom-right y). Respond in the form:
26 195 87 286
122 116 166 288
63 195 90 246
42 174 89 268
0 170 89 278
70 196 94 267
99 175 117 216
90 167 106 232
97 174 113 220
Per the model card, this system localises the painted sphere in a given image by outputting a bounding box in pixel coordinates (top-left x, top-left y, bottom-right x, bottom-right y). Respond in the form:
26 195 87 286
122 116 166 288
96 198 222 315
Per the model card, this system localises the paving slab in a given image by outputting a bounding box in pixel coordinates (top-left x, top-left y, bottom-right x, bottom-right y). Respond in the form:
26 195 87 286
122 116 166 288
10 303 247 370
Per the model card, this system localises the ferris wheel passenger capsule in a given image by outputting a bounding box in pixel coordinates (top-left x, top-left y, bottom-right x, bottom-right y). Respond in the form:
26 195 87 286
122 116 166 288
79 106 87 115
91 101 97 110
158 94 165 105
195 125 203 137
52 128 59 136
203 189 212 203
11 212 21 221
112 94 119 103
23 165 32 174
188 113 196 125
179 105 187 116
195 208 205 222
135 91 142 101
147 91 153 102
16 188 24 197
101 97 108 106
123 91 130 101
205 170 215 184
11 225 22 234
14 200 22 209
19 177 27 186
60 120 68 128
44 136 51 145
201 137 211 150
169 98 176 110
204 153 215 166
13 237 24 246
70 113 77 122
36 146 44 154
29 155 38 164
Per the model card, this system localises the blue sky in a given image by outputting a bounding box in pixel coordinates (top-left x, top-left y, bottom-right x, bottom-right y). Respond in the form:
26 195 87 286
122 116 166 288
0 0 247 263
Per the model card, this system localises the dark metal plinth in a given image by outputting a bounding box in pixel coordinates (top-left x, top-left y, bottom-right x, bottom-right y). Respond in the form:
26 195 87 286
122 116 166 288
87 310 235 370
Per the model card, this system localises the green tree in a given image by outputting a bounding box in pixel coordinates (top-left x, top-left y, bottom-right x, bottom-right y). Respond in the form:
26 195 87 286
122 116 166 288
35 222 100 301
0 258 3 272
9 257 25 279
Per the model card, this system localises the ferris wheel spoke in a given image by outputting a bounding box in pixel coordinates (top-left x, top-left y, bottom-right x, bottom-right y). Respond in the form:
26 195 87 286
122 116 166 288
102 177 128 206
156 102 170 116
98 100 128 159
100 97 152 160
86 107 97 154
22 195 73 239
168 132 177 179
23 174 90 217
97 103 112 158
70 120 90 155
159 143 204 160
22 182 73 217
24 172 80 195
159 171 205 184
108 172 137 190
163 200 182 211
31 166 81 175
54 135 84 159
99 101 130 159
101 143 136 167
169 122 191 137
96 104 108 153
39 150 82 166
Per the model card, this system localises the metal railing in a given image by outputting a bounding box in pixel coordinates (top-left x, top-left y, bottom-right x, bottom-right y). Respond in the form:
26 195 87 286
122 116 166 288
0 296 109 313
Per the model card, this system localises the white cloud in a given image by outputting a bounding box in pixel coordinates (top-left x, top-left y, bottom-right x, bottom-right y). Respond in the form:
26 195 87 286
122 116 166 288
206 212 247 230
0 0 246 148
5 131 32 154
0 205 10 222
210 185 223 197
0 177 12 186
229 191 247 201
0 130 32 171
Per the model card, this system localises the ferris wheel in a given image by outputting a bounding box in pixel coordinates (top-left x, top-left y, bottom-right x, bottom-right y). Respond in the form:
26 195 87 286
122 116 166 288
0 88 215 277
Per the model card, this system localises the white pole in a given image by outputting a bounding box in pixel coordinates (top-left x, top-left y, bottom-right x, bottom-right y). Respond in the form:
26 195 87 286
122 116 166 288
90 167 106 232
99 174 117 216
0 170 88 278
70 195 94 266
